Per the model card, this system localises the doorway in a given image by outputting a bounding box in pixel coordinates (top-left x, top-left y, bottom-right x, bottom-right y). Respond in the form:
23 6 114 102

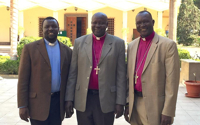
65 14 87 45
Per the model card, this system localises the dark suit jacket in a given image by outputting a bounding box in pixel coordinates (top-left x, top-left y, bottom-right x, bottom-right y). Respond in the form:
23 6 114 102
17 39 72 121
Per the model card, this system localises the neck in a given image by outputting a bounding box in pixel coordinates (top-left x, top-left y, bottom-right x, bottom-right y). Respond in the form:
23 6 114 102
94 33 106 38
47 39 57 43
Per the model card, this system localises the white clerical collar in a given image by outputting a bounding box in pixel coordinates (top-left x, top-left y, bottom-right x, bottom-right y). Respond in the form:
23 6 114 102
44 39 58 46
142 38 146 41
93 33 106 41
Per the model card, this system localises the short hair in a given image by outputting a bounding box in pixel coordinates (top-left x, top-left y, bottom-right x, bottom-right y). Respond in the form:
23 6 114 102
42 16 59 28
137 10 153 19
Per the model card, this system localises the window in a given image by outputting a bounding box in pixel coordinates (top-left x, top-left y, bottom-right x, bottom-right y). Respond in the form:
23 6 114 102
107 18 114 35
39 18 45 37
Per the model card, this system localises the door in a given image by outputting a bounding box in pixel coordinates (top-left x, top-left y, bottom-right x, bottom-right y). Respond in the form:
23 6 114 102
133 29 140 39
66 17 77 45
81 17 87 36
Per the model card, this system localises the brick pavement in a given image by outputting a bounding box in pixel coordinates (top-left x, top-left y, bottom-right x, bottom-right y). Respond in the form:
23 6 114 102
0 78 200 125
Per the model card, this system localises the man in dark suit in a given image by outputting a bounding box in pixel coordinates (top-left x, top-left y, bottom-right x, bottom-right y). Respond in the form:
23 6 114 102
17 17 72 125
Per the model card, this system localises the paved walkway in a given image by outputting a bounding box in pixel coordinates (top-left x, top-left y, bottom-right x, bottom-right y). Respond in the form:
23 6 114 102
0 78 200 125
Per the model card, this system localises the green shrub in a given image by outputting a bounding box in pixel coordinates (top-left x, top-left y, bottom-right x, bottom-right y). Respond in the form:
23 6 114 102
17 36 72 59
192 35 200 47
155 28 166 37
178 48 191 59
0 56 10 62
0 59 19 74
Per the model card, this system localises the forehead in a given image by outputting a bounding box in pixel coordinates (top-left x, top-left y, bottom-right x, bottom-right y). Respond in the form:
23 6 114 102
136 13 152 22
43 19 58 26
92 15 106 22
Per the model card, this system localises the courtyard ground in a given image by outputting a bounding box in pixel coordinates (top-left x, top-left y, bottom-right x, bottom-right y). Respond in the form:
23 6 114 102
0 78 200 125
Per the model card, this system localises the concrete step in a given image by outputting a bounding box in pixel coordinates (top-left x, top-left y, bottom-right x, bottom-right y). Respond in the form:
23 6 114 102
0 46 11 55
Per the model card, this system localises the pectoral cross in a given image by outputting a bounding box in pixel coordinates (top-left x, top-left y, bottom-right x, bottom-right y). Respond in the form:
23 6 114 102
135 75 138 84
94 66 100 75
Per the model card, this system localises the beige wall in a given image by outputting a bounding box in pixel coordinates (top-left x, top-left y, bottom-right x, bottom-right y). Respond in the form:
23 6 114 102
0 6 170 44
24 7 53 37
93 7 123 39
23 6 88 37
163 10 169 31
0 6 10 42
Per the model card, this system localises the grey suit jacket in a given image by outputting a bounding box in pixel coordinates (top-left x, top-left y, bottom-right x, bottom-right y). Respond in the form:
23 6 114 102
65 33 126 113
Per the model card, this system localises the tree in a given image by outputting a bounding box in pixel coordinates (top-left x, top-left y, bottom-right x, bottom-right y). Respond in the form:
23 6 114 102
177 0 200 46
194 0 200 9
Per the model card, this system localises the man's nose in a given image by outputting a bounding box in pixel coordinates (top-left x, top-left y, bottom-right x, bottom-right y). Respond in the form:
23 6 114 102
48 26 53 30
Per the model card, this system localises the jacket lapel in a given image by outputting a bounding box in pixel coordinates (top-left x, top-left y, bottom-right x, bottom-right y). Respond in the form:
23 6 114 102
98 34 112 65
129 38 140 78
142 33 159 74
37 39 51 67
84 34 93 64
59 42 66 70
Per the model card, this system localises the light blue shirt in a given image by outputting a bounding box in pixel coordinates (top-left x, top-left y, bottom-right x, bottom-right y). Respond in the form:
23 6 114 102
44 39 61 93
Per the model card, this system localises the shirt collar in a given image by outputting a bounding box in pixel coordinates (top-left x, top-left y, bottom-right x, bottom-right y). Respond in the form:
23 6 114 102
140 31 155 42
92 33 106 41
44 38 58 46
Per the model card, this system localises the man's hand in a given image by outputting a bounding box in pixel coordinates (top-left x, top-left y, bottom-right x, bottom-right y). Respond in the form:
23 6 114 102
114 104 124 118
19 107 30 122
161 114 172 125
124 105 130 123
65 101 74 118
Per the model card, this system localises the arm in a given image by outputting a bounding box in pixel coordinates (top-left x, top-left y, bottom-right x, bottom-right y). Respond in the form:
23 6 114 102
65 39 79 101
17 44 31 108
115 40 127 118
162 41 180 117
17 44 31 122
65 40 79 117
124 45 130 123
116 40 127 105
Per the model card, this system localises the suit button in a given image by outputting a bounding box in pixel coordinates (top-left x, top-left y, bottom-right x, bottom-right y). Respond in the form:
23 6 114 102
90 66 92 68
86 88 87 91
87 77 89 79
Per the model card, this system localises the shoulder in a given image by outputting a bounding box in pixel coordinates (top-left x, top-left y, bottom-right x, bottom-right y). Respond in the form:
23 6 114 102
128 37 140 47
23 39 42 49
157 35 176 46
75 34 90 42
107 34 124 43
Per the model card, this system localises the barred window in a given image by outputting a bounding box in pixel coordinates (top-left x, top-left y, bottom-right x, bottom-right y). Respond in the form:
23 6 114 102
107 18 114 35
39 18 45 37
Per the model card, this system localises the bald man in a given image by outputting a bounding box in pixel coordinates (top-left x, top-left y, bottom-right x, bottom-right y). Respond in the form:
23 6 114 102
124 11 180 125
65 12 127 125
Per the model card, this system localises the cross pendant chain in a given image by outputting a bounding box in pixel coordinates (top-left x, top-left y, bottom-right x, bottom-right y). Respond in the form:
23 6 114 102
94 65 100 75
135 74 138 84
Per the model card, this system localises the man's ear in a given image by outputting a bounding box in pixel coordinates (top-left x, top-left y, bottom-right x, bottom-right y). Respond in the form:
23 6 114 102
152 20 155 26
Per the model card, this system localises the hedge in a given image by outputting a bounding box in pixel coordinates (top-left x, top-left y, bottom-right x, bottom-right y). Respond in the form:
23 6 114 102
178 48 191 59
17 36 72 59
0 47 194 75
0 56 19 74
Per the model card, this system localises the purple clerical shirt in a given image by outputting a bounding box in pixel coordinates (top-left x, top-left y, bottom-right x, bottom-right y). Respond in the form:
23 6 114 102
88 33 106 90
134 32 155 92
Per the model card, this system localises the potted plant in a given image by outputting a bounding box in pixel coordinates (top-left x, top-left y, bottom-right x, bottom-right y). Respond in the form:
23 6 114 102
185 73 200 98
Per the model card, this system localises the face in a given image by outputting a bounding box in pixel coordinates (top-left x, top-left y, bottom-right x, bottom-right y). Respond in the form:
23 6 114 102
91 15 108 37
136 13 154 38
42 19 59 43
